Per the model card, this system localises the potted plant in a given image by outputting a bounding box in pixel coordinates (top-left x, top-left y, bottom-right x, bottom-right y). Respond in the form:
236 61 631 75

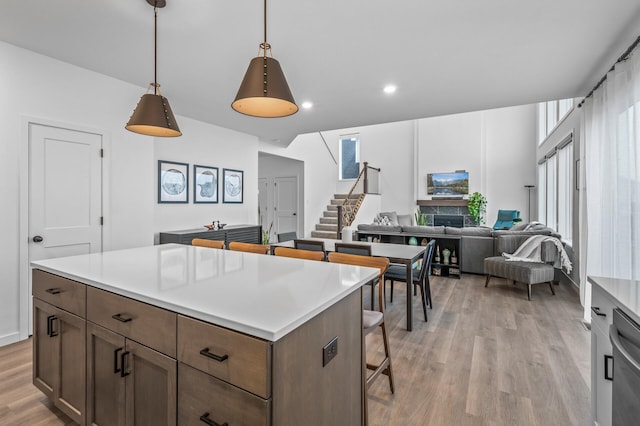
467 192 487 225
415 209 428 226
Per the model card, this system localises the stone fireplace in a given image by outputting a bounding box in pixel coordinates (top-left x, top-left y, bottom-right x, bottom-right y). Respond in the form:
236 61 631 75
417 199 476 227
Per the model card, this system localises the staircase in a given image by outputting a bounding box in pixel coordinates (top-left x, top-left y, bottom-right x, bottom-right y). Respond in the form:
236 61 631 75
311 194 363 239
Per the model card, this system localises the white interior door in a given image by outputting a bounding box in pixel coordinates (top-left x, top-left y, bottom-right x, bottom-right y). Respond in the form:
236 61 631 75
274 176 298 237
28 123 103 330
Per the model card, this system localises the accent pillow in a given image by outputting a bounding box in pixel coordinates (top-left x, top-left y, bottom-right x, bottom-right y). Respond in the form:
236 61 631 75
378 211 399 226
397 214 413 226
511 222 528 231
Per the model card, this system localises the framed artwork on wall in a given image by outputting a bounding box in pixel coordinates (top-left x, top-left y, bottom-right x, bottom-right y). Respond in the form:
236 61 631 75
193 165 218 203
223 168 243 203
158 160 189 203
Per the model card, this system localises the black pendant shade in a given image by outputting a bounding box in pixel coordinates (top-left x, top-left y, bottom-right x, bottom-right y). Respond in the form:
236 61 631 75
126 93 181 137
126 0 181 137
232 56 298 118
232 0 297 118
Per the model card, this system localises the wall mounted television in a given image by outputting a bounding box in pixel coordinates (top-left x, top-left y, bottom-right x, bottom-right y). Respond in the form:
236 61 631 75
427 171 469 195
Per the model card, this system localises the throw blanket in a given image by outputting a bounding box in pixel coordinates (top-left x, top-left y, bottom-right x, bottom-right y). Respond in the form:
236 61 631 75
503 235 573 274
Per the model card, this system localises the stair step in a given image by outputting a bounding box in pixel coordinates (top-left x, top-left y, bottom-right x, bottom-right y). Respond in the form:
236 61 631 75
311 230 338 239
320 217 338 224
316 224 337 232
330 199 359 206
323 211 338 218
327 205 338 211
334 194 362 199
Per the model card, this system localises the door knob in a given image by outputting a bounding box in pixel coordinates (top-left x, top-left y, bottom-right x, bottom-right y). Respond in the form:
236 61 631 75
32 235 43 243
293 213 297 216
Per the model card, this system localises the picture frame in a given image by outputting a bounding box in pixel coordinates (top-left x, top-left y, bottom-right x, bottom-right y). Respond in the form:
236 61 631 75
158 160 189 203
223 168 243 203
193 164 218 203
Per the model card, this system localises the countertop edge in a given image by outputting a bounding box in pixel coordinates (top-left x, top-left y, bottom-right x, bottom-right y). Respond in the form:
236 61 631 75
588 275 640 325
31 263 374 342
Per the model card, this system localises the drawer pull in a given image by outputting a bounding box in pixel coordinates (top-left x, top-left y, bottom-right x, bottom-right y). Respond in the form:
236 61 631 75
604 354 614 381
591 306 606 317
199 412 228 426
112 313 133 323
120 351 131 378
46 315 58 337
114 348 123 374
45 288 61 295
199 348 229 363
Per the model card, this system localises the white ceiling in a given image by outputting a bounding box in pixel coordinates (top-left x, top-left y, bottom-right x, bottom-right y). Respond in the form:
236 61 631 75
2 0 640 145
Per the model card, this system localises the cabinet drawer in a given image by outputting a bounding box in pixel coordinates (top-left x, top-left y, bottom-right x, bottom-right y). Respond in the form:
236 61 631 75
591 286 615 333
178 315 271 398
178 363 270 426
87 287 176 357
32 269 86 317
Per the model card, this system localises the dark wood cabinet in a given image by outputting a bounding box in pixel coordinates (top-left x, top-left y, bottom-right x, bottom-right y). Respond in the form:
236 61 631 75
159 224 261 246
33 298 86 425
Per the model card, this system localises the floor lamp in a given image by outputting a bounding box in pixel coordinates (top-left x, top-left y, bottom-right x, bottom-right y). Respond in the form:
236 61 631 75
524 185 535 223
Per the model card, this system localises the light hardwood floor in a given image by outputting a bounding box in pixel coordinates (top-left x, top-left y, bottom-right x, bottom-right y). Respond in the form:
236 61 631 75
0 273 590 426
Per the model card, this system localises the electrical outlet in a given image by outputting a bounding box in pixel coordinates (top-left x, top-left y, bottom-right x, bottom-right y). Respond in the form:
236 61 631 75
323 336 338 367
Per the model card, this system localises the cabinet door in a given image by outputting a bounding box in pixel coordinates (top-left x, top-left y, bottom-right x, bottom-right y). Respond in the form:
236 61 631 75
591 322 612 426
56 308 86 425
125 340 177 426
33 298 57 399
87 322 126 426
33 298 86 425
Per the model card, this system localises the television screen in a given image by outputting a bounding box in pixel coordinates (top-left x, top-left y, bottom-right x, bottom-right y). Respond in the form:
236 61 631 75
427 171 469 195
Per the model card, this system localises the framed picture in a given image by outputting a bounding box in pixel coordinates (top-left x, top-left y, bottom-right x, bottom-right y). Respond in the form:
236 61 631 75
193 165 218 203
223 168 243 203
158 160 189 203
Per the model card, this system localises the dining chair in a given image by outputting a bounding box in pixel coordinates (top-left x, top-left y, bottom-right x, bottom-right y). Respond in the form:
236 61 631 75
386 239 435 321
191 238 225 249
228 241 270 254
334 243 378 310
293 239 325 259
277 231 298 243
327 252 394 423
273 246 325 261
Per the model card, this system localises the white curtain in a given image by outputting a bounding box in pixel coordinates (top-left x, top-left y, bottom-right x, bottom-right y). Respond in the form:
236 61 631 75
584 48 640 283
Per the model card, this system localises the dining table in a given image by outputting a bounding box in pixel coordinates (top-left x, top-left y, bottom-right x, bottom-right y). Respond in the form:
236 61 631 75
272 238 426 331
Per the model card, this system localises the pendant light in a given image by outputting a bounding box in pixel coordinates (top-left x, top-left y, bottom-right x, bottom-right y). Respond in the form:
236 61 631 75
232 0 298 118
126 0 181 137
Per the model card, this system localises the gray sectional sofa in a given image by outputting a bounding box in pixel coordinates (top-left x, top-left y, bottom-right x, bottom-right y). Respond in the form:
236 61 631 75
356 220 561 275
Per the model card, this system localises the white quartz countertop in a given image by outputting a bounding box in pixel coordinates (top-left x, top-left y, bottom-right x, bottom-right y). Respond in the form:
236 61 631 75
31 244 378 341
588 276 640 324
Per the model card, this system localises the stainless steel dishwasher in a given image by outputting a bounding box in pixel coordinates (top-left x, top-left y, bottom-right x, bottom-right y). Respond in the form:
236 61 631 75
610 308 640 426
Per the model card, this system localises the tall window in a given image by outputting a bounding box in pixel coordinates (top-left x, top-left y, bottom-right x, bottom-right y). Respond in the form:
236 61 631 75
538 98 574 144
339 135 360 180
546 153 557 230
537 137 573 244
537 162 546 222
557 142 574 245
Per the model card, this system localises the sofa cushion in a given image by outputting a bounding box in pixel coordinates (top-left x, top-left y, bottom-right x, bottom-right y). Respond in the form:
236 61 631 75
401 225 445 234
378 211 399 225
358 224 403 233
397 214 413 226
445 226 493 236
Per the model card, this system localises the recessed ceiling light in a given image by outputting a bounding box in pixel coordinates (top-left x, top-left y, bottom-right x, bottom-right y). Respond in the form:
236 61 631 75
383 85 397 94
302 101 313 109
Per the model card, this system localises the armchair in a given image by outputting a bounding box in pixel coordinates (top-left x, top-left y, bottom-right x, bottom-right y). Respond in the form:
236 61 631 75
492 210 520 230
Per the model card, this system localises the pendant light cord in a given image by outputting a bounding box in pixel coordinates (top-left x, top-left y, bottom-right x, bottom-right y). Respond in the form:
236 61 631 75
154 6 158 95
263 0 267 58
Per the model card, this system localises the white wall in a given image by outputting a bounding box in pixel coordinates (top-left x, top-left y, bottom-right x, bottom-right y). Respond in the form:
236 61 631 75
0 42 259 345
418 105 537 226
259 133 338 237
258 153 305 240
153 116 259 241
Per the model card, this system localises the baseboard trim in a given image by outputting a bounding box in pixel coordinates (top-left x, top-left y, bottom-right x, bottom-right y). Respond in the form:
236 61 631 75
0 332 21 347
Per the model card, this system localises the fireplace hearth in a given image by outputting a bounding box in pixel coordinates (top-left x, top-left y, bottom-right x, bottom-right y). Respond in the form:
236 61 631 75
433 214 464 228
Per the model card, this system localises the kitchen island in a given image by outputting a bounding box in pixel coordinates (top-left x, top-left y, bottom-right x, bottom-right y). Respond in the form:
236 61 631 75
31 244 378 426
